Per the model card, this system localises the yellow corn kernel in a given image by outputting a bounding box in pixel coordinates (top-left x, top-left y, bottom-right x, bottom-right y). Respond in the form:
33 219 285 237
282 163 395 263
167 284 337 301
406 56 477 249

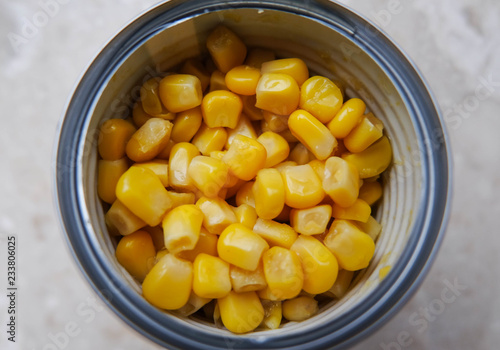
158 74 203 113
206 25 247 73
115 230 156 282
255 73 299 115
168 142 200 191
235 181 256 207
308 159 326 182
289 143 313 165
261 58 309 86
324 219 375 271
132 103 153 128
253 218 298 249
97 158 128 203
263 246 303 299
278 128 299 143
241 94 263 121
162 204 203 254
209 70 229 92
201 90 242 129
218 223 269 271
273 160 298 173
299 76 343 123
379 265 391 280
328 98 366 139
143 226 164 251
262 110 289 133
225 114 257 148
233 204 258 229
132 159 169 187
352 216 382 240
328 269 354 299
209 151 240 188
290 204 332 235
253 168 285 220
258 286 285 301
261 300 282 329
332 198 371 222
170 107 203 143
105 200 146 236
274 205 292 223
218 291 264 334
156 139 176 160
176 291 212 317
180 58 210 92
191 124 227 156
140 78 170 117
188 155 229 198
230 263 267 292
196 196 237 234
193 253 231 298
126 118 173 162
98 118 136 160
342 136 392 178
322 156 360 208
282 296 318 322
290 235 338 294
167 191 196 207
358 181 383 205
281 165 324 209
225 65 261 95
344 113 384 153
245 48 276 68
155 249 169 264
257 131 290 168
223 135 267 181
177 228 218 261
142 253 192 310
288 109 337 160
116 167 172 226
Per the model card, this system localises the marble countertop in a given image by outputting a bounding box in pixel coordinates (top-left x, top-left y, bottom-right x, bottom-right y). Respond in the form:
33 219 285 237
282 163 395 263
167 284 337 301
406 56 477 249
1 0 498 349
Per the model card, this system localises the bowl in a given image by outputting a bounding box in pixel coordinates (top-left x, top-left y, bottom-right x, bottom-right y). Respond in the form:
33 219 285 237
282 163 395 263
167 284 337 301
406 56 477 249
55 0 452 349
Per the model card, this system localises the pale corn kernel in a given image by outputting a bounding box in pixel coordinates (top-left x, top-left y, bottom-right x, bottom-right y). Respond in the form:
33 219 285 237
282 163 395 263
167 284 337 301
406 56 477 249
105 200 146 236
261 58 309 86
253 218 298 249
175 291 212 317
255 73 300 115
245 48 276 68
156 139 176 160
253 168 285 220
344 112 384 153
281 164 324 209
209 151 240 188
352 216 382 240
180 58 210 92
223 134 267 181
233 204 258 229
225 65 261 95
323 156 360 208
142 253 192 310
126 118 173 162
290 235 338 294
274 205 292 223
230 263 267 292
218 291 264 334
263 246 303 299
235 181 256 207
225 114 257 148
328 98 366 139
193 253 231 298
132 159 169 187
262 110 289 133
308 159 326 182
167 191 196 207
379 266 391 280
116 167 172 226
289 143 314 165
178 228 219 261
358 181 383 205
290 204 332 235
98 118 136 160
158 74 203 113
162 204 203 254
257 286 286 301
98 158 128 203
241 94 263 121
331 198 371 222
209 70 229 92
342 136 392 178
132 103 153 128
191 124 227 156
324 219 375 271
288 109 337 160
196 196 237 234
206 25 247 73
282 296 318 322
328 269 354 299
261 301 282 329
272 160 297 173
140 78 169 116
170 107 203 143
217 223 269 271
143 226 164 251
299 76 343 123
257 131 290 168
278 129 299 143
115 230 156 282
188 155 229 198
201 90 242 129
168 142 200 191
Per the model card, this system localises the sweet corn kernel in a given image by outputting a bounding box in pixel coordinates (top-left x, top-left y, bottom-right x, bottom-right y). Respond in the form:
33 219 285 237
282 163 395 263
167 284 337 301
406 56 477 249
290 204 332 235
253 218 298 249
126 118 173 162
168 142 200 191
352 216 382 240
328 269 354 298
323 156 360 208
115 230 156 281
97 158 128 203
281 165 324 209
253 168 285 220
162 204 203 254
140 78 168 116
261 58 309 86
218 223 269 271
209 151 240 188
223 135 267 181
255 73 300 115
324 219 375 271
225 114 257 148
328 98 366 139
209 70 228 92
178 228 218 261
358 181 383 205
143 226 164 251
116 167 172 226
196 196 237 234
278 129 299 143
158 74 203 113
241 94 263 121
257 131 290 168
206 25 247 73
288 109 337 160
142 253 192 310
233 204 258 229
290 235 338 294
262 110 288 133
273 160 297 173
245 48 275 68
132 103 153 128
289 143 313 165
308 159 326 182
332 198 371 222
132 159 169 187
230 263 267 292
191 124 227 156
170 107 203 143
342 136 392 178
344 112 384 153
257 286 285 301
193 253 231 298
98 118 136 160
105 200 146 236
299 76 343 123
156 139 176 160
201 90 242 129
225 65 261 95
176 292 212 317
180 58 210 92
263 246 303 299
282 296 318 322
218 291 264 334
188 155 229 197
155 249 168 263
261 301 282 329
235 181 256 207
167 191 196 207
